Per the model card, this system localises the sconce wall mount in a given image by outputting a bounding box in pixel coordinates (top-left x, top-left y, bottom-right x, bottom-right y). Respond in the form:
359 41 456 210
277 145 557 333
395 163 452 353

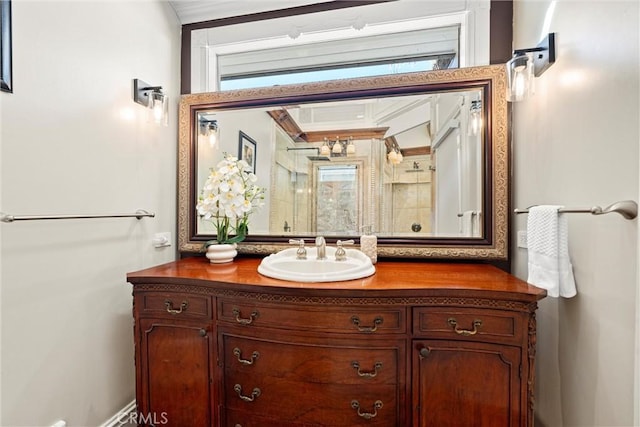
515 32 556 77
133 78 161 106
507 33 557 102
133 78 168 125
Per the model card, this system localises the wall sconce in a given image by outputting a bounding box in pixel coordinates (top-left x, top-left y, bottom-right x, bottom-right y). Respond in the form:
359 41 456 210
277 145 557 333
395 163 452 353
468 99 482 136
506 33 556 102
199 119 218 148
387 149 403 165
320 140 331 156
386 138 403 165
321 136 354 157
133 78 168 126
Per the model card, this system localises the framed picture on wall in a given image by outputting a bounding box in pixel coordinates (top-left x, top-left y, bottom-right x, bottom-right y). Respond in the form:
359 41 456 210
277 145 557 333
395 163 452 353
0 0 13 93
238 131 257 173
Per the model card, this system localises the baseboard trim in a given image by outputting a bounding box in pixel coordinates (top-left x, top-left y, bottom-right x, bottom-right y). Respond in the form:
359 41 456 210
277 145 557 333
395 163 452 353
100 400 136 427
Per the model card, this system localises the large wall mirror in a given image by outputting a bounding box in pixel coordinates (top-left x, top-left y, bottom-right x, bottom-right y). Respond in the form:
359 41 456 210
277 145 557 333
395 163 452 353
178 65 508 260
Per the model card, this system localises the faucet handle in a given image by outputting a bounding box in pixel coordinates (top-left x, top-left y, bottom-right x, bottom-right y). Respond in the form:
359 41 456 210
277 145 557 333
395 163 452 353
289 239 307 260
335 240 355 261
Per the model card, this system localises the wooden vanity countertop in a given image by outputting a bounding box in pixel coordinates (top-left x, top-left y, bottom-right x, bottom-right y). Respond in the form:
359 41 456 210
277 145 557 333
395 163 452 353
127 257 546 303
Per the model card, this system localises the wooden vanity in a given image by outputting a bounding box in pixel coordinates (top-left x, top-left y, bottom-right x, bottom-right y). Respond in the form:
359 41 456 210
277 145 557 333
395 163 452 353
127 257 545 427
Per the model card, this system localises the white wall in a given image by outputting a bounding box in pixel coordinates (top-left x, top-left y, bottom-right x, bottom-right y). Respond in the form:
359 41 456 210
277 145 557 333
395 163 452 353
511 1 639 426
0 1 180 426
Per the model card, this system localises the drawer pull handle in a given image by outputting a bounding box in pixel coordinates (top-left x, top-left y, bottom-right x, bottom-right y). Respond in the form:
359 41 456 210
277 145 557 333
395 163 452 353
351 400 383 420
351 315 383 333
233 348 259 365
448 318 482 336
199 329 207 337
164 300 188 314
232 308 259 325
351 361 382 378
234 384 261 402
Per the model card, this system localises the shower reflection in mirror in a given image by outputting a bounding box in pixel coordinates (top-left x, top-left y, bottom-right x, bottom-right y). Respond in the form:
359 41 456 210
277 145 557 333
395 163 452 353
195 88 484 238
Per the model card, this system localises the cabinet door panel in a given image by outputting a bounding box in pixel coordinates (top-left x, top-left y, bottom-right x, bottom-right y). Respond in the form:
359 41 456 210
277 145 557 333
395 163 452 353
139 319 213 427
413 340 521 427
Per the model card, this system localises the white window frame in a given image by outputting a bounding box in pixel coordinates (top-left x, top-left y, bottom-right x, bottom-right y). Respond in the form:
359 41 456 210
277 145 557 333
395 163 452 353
193 10 485 93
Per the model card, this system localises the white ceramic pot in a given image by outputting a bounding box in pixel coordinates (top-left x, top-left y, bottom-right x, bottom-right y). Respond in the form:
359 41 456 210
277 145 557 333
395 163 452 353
205 243 238 264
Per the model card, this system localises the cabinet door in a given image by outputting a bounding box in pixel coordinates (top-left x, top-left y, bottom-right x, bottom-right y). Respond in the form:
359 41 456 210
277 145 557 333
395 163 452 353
413 340 522 427
138 319 214 427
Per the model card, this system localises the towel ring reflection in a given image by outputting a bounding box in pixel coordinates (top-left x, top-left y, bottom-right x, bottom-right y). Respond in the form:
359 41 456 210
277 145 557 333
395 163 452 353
514 200 637 220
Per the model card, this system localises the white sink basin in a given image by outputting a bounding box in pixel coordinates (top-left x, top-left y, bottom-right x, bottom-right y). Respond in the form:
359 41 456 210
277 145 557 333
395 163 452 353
257 247 375 282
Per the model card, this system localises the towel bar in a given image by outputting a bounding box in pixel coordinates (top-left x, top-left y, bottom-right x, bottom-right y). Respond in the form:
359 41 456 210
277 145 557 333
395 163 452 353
514 200 637 220
457 211 479 218
0 209 155 223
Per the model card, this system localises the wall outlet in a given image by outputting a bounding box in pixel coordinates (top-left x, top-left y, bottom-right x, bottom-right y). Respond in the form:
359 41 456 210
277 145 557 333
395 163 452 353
152 232 171 248
517 230 528 249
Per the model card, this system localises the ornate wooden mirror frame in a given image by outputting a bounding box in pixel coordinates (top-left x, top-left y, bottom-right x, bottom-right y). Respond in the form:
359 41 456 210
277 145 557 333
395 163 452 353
178 65 509 260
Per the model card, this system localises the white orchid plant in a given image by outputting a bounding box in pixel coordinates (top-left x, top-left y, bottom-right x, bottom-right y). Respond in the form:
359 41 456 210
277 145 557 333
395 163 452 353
196 153 265 246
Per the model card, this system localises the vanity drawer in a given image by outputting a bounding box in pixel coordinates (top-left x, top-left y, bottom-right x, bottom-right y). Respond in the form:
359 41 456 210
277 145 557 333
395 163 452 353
224 408 322 427
222 333 400 385
224 378 397 426
218 299 406 334
413 307 522 343
136 292 212 320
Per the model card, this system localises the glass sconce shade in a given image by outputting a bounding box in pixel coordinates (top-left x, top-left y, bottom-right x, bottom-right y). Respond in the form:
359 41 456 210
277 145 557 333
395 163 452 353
506 53 533 102
320 139 331 156
387 149 403 165
149 91 169 126
346 141 356 154
468 99 483 136
332 140 343 154
200 120 218 148
505 34 556 102
133 79 169 126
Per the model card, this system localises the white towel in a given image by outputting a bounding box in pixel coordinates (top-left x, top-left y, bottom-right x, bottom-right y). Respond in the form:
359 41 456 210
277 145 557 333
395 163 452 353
527 205 577 298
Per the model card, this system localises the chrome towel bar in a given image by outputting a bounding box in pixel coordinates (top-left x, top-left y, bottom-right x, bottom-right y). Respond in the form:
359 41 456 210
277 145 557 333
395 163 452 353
0 209 155 223
514 200 637 220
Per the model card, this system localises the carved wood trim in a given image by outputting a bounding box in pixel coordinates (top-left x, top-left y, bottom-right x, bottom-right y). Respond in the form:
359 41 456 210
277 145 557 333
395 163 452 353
527 310 538 427
267 109 308 142
133 284 538 313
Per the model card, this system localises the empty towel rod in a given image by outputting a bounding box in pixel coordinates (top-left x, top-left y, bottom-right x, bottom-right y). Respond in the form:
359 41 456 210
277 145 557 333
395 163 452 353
514 200 637 220
0 209 155 223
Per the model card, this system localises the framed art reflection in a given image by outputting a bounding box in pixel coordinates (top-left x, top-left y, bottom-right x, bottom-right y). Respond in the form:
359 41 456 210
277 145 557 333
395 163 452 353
238 131 257 173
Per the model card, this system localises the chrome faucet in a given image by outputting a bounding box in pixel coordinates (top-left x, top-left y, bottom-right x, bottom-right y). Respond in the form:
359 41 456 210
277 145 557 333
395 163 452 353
315 236 327 260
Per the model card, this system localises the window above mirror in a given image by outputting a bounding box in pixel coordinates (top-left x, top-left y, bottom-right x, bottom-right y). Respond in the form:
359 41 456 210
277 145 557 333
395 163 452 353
189 2 490 93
